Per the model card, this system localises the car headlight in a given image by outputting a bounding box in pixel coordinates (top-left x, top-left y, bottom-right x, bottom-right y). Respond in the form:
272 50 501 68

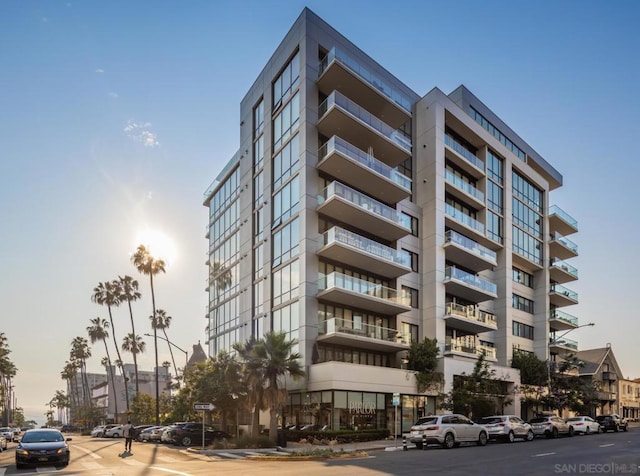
16 449 29 456
56 447 69 454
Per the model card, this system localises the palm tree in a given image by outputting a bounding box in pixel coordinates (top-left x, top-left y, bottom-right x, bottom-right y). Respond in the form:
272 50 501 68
91 281 130 413
87 317 119 422
61 361 79 422
233 337 266 438
253 332 305 442
122 333 146 394
70 337 92 422
150 309 178 385
131 244 166 425
117 275 142 395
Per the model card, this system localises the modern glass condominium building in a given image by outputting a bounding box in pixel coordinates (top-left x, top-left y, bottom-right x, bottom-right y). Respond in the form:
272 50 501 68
203 8 579 432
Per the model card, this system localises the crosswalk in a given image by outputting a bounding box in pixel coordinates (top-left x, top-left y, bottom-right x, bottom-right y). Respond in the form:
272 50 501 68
210 449 286 460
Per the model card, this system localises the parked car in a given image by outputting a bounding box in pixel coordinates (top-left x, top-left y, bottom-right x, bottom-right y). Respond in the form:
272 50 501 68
148 426 170 442
530 415 574 438
0 427 15 443
480 415 534 443
11 427 21 441
60 425 79 433
137 426 161 442
595 414 628 432
166 422 232 447
409 414 488 449
0 433 7 451
134 425 155 441
566 416 600 435
104 425 124 438
15 429 71 469
90 425 106 438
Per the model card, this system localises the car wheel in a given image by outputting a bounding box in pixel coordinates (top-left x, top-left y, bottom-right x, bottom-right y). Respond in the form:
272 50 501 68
112 433 119 438
586 426 591 435
614 425 619 433
507 431 515 443
181 436 192 447
414 441 423 449
622 425 628 432
526 429 534 441
551 427 558 439
477 431 488 446
443 433 455 449
568 426 574 437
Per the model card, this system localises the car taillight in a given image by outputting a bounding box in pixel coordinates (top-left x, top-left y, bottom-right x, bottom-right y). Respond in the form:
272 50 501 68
574 423 583 426
497 423 505 427
425 426 439 431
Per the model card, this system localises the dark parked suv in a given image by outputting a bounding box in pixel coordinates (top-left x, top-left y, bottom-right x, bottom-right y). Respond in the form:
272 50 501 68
595 414 628 432
165 422 231 447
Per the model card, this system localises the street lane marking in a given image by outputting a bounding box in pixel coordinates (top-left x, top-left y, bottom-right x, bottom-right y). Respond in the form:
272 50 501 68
123 459 145 466
600 443 615 447
150 467 191 476
534 452 556 457
73 444 102 459
81 461 104 470
158 455 180 462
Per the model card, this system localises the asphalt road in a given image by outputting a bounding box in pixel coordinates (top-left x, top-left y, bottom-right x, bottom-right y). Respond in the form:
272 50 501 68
0 429 638 475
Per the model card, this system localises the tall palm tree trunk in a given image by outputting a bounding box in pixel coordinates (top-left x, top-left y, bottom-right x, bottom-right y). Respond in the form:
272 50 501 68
127 300 140 395
150 273 160 425
102 342 119 423
162 328 178 384
107 305 130 413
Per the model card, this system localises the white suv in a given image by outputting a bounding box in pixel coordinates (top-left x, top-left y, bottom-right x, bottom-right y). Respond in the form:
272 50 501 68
409 414 488 449
481 415 534 443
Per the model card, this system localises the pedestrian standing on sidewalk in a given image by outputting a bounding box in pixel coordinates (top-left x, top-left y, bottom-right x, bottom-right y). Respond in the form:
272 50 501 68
123 420 134 452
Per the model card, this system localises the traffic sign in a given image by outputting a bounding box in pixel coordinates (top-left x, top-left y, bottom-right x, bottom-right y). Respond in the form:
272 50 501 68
194 403 215 411
392 393 400 406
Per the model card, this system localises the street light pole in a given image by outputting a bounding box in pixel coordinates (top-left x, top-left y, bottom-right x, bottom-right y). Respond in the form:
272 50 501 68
547 322 595 407
144 333 188 372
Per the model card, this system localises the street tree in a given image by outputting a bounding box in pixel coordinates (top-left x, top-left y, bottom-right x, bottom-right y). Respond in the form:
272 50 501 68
117 275 142 395
87 317 119 421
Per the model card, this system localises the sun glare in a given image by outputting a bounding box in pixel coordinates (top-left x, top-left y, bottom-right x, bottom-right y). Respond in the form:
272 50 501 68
135 229 177 266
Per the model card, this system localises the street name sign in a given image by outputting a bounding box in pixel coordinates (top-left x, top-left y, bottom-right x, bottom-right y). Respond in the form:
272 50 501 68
194 403 214 411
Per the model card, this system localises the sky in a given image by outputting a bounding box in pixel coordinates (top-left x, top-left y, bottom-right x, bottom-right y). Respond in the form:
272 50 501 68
1 0 639 424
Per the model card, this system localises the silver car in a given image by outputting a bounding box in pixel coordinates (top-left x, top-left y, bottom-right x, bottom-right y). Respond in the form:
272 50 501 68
409 414 488 449
529 415 574 438
566 416 600 435
481 415 534 443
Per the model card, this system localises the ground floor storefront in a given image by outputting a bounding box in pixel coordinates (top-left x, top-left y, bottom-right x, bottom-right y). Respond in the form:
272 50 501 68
282 390 439 435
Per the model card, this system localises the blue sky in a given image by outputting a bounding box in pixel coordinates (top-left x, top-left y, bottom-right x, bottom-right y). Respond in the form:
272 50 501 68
1 0 639 424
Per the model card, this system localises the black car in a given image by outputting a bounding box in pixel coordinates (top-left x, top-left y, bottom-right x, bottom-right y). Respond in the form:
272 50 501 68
166 422 231 447
15 429 71 469
595 414 628 432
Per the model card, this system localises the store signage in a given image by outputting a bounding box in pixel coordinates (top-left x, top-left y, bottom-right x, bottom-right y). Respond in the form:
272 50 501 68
348 401 376 414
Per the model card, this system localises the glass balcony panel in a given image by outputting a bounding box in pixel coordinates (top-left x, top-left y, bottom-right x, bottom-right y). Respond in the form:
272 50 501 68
549 205 577 229
445 230 496 263
550 309 579 327
549 336 578 351
445 203 485 234
319 47 412 113
550 259 579 279
445 266 497 295
318 317 404 343
318 91 412 153
319 181 411 229
319 136 412 190
445 170 485 202
550 283 578 302
444 302 496 327
550 232 578 254
322 227 410 268
444 134 484 170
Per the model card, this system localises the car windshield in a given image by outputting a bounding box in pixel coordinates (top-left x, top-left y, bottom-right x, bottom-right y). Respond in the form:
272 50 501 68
566 418 581 422
529 418 547 423
22 431 64 443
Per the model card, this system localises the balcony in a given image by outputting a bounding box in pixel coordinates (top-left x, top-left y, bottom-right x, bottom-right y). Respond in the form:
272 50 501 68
317 272 411 316
595 391 617 401
549 232 578 260
443 302 497 334
549 205 578 236
317 317 410 352
318 227 411 279
445 170 485 208
308 361 418 394
444 266 497 303
549 309 579 332
549 258 579 284
549 283 579 307
318 136 411 204
444 203 496 249
549 337 578 353
444 337 497 361
317 47 412 129
444 134 485 178
602 371 616 382
317 181 411 241
317 91 411 167
444 230 497 272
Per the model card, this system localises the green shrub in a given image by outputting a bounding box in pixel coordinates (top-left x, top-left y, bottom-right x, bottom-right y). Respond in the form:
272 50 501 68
235 435 273 449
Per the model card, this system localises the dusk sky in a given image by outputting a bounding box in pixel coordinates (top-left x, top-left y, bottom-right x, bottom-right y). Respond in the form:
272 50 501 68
1 0 639 424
